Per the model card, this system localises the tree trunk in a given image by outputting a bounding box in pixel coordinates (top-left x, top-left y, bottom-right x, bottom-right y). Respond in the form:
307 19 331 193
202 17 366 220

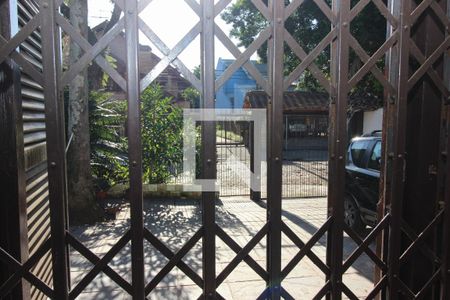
67 0 101 224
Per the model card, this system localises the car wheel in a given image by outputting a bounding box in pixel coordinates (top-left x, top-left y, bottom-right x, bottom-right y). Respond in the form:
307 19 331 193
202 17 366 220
344 196 365 236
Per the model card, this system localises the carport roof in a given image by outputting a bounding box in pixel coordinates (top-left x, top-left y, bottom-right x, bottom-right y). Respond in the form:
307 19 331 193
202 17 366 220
244 91 382 114
244 91 329 113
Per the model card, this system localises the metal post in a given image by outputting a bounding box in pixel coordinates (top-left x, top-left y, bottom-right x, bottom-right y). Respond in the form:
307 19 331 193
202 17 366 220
442 120 450 300
327 0 350 298
384 0 410 296
40 0 69 299
440 2 450 297
250 121 261 201
200 0 216 298
124 0 145 298
285 115 288 150
267 0 284 298
0 2 30 298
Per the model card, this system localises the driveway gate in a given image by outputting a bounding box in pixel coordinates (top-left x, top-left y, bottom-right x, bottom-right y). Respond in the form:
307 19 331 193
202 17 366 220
1 0 450 299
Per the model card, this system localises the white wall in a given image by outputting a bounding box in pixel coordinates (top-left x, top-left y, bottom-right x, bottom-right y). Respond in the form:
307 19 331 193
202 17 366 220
363 108 383 134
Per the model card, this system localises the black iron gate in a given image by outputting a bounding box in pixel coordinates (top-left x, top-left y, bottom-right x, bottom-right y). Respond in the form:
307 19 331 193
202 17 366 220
1 0 450 299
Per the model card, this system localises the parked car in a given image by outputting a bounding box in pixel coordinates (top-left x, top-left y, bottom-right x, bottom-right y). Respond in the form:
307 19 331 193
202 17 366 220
345 131 382 235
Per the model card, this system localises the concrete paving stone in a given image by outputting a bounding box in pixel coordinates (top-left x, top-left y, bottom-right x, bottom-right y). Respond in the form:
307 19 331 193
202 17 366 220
176 269 203 287
216 249 236 263
342 272 375 298
147 285 203 300
216 283 234 300
228 280 267 299
144 267 179 288
282 276 327 299
76 288 125 300
80 272 123 293
71 196 375 299
88 239 120 256
69 254 94 272
282 258 323 279
218 262 265 283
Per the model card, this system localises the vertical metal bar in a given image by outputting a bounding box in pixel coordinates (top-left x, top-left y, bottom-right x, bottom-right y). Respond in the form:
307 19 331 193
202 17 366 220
384 0 410 296
266 1 284 299
439 85 450 300
375 0 399 297
442 119 450 299
327 0 350 298
250 121 262 201
326 1 338 296
200 0 216 297
285 115 288 150
440 2 450 296
0 2 30 298
124 1 145 298
40 0 69 299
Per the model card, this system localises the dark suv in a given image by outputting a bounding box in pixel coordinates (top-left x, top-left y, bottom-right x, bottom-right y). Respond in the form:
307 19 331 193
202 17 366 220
345 131 382 235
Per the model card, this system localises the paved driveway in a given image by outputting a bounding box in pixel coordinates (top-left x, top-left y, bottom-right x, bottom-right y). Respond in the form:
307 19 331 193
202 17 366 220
69 197 375 299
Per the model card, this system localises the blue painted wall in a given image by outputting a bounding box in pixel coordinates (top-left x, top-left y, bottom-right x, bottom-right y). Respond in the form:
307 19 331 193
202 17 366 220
215 58 267 108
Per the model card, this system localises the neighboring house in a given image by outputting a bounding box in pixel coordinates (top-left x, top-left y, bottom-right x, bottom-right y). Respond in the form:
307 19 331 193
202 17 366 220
347 95 384 137
91 21 192 106
215 58 268 108
244 91 383 160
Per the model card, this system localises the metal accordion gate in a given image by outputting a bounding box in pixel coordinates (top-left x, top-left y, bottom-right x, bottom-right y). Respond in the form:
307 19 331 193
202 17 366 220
0 0 450 299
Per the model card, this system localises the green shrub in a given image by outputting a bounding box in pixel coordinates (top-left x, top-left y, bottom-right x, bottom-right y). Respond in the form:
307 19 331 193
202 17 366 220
89 91 128 189
141 85 184 184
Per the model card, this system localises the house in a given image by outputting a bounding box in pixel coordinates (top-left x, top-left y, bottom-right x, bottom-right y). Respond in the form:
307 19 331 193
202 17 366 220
91 21 192 105
215 58 268 108
244 91 383 160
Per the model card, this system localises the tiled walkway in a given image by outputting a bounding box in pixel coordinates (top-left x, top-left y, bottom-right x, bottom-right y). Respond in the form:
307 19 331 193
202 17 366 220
69 197 375 299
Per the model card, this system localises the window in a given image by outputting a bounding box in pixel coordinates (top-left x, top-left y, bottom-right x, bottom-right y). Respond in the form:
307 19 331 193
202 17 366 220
350 140 370 168
368 141 382 171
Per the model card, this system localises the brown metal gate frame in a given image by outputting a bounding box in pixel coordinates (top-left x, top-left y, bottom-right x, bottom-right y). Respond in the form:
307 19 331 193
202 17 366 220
1 0 450 299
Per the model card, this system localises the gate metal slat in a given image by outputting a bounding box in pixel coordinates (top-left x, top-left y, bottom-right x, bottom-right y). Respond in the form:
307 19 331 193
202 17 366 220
216 223 269 285
341 283 359 300
312 280 331 300
200 0 217 297
280 286 295 300
143 228 203 288
280 220 330 277
342 215 389 272
267 0 284 299
399 210 444 264
123 0 145 298
415 268 441 300
441 35 450 300
215 225 268 281
364 275 388 300
384 0 411 296
400 220 441 265
55 14 127 92
144 228 203 294
0 239 53 299
68 230 131 300
0 12 40 64
326 0 351 298
281 218 331 281
39 0 69 299
66 233 133 294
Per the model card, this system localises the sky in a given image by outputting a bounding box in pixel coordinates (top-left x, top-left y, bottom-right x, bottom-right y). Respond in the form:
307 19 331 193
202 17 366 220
87 0 252 71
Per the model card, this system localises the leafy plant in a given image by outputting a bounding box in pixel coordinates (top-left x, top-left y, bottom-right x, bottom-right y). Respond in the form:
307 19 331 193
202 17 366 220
221 0 386 99
89 91 128 189
181 86 201 108
141 84 184 184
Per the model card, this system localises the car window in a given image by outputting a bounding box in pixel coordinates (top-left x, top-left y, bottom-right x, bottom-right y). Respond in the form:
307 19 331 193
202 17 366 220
350 140 370 168
368 141 382 171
